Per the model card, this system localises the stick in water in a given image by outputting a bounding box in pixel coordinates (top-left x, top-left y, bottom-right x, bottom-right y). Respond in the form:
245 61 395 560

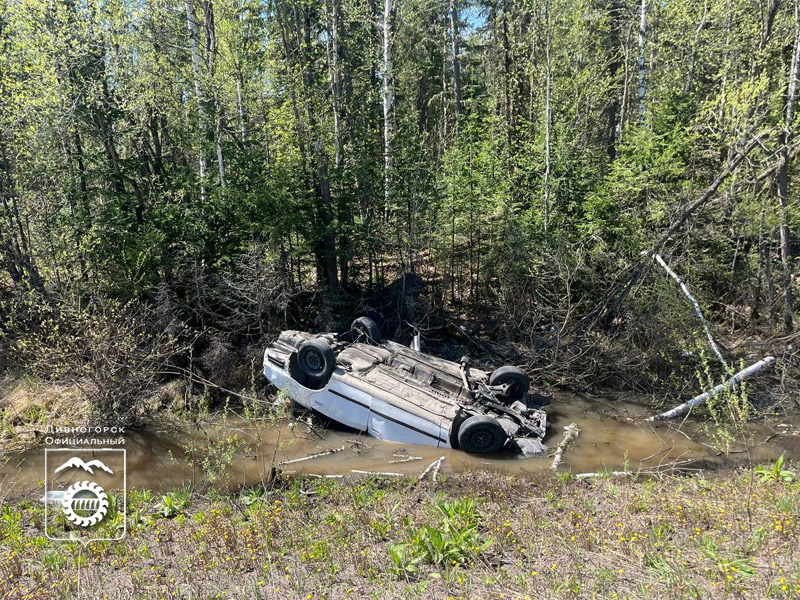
388 456 422 464
646 356 776 421
550 423 580 470
351 469 403 477
418 456 446 481
575 471 632 479
431 456 446 482
278 445 346 466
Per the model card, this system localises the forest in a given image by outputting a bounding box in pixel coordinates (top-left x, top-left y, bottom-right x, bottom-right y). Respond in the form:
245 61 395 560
0 0 799 418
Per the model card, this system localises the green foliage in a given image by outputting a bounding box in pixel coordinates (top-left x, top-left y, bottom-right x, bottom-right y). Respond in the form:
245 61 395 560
0 0 796 404
389 498 492 578
699 536 758 580
697 352 752 453
756 455 796 484
158 489 191 519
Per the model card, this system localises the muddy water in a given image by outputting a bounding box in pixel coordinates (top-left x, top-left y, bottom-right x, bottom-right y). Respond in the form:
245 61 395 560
2 392 798 496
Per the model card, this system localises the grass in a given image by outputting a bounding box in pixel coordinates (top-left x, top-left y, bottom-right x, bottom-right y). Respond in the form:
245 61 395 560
1 467 799 599
0 378 90 453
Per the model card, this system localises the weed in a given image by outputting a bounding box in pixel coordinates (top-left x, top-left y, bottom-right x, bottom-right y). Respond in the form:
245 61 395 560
240 486 265 507
389 498 492 578
756 455 795 484
158 488 191 518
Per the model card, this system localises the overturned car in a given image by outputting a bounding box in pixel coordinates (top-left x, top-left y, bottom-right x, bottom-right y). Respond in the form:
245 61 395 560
263 318 550 457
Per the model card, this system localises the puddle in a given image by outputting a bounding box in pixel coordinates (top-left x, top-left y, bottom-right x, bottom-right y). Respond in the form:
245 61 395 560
1 392 798 497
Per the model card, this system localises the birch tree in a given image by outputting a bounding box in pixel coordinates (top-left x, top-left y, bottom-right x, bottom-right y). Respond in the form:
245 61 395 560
383 0 395 215
636 0 647 122
185 0 208 198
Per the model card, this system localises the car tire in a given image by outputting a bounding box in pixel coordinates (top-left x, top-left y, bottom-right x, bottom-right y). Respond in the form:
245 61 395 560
457 415 507 454
297 339 336 383
352 316 381 343
489 366 530 402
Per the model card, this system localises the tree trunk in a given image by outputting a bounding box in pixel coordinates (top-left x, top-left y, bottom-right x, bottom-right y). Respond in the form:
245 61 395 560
598 133 767 324
236 74 247 144
684 1 708 94
449 0 462 123
636 0 647 123
0 142 44 290
382 0 395 217
543 0 552 231
291 3 338 290
616 22 634 147
776 0 799 332
325 0 344 170
502 0 513 146
203 0 226 188
185 0 207 198
606 0 622 160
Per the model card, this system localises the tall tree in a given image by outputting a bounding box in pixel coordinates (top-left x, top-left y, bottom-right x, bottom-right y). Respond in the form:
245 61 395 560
636 0 647 122
185 0 208 198
383 0 395 217
777 0 799 332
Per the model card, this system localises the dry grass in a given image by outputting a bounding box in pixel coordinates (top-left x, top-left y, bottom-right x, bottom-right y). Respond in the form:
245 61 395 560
1 468 798 599
0 378 90 452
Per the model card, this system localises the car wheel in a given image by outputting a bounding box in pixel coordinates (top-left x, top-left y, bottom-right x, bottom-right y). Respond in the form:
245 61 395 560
352 316 381 343
489 366 530 402
297 339 336 383
457 415 506 454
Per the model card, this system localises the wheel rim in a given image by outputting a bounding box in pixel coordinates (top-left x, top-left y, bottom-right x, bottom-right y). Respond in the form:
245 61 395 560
301 350 324 375
470 428 497 452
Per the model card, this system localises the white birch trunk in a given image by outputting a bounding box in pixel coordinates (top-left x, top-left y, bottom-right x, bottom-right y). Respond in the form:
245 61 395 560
652 253 727 370
382 0 394 217
636 0 647 122
550 423 579 470
185 0 207 198
646 356 775 422
325 0 343 169
215 89 226 188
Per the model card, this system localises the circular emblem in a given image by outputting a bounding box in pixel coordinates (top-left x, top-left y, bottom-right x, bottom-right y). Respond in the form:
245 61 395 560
62 481 109 527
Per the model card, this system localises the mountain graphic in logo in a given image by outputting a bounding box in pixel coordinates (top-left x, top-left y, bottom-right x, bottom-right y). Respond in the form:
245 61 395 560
54 457 114 475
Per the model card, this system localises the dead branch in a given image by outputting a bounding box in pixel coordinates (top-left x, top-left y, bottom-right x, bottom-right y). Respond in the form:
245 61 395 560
418 456 446 481
388 455 422 464
350 469 403 477
646 356 776 421
278 445 346 466
575 471 632 479
550 423 580 470
595 132 769 325
652 253 728 370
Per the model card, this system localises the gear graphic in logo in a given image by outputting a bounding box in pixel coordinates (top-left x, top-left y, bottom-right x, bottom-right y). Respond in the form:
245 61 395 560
62 481 109 527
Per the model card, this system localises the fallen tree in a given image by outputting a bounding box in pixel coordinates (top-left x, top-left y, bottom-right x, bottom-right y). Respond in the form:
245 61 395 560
646 356 776 421
652 253 728 370
592 132 769 327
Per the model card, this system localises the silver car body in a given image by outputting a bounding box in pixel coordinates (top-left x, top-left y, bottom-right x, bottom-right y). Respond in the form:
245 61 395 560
263 330 548 456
